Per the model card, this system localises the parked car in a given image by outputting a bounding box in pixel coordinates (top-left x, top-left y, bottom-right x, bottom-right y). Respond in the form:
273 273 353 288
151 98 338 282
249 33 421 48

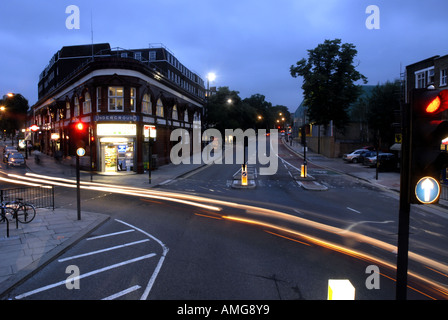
343 149 367 163
3 146 16 155
363 152 397 171
3 150 14 163
357 150 376 164
6 152 25 167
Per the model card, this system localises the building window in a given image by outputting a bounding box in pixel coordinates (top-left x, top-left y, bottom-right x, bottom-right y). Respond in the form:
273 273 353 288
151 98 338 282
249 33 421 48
441 69 448 87
149 51 156 61
142 93 152 114
156 98 164 117
108 87 124 112
135 52 142 61
74 96 80 117
172 105 178 120
428 69 435 84
184 111 188 123
415 67 434 89
83 92 91 114
193 111 201 122
130 87 136 112
416 72 426 89
96 87 102 112
66 101 71 119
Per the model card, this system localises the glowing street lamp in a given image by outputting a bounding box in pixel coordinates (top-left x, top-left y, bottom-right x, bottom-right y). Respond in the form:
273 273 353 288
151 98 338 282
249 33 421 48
207 72 216 82
206 72 216 98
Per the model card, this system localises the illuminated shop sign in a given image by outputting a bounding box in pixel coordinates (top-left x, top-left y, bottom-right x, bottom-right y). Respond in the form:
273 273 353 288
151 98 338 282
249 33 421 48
97 123 136 136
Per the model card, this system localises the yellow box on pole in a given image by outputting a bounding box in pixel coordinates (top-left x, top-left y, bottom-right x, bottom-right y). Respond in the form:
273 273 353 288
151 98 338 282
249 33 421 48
301 164 307 178
327 279 355 300
241 164 248 186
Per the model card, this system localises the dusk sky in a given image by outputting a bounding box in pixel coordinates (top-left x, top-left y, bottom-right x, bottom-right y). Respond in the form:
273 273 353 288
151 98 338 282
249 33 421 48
1 0 447 112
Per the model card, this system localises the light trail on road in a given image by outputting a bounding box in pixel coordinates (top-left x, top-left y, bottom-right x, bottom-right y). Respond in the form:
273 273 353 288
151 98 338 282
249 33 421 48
4 172 448 299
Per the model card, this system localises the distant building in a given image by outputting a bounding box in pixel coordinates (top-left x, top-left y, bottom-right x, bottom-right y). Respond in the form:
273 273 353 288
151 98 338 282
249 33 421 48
32 43 205 174
405 54 448 102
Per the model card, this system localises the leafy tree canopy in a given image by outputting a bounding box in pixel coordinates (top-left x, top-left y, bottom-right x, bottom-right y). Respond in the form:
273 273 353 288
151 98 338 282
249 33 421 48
290 39 367 131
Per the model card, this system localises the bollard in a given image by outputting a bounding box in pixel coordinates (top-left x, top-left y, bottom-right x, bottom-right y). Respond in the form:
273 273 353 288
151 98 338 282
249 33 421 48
327 279 355 300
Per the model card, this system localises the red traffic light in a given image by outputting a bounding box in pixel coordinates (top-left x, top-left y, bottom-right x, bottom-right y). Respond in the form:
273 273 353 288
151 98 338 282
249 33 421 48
425 89 448 114
75 122 84 131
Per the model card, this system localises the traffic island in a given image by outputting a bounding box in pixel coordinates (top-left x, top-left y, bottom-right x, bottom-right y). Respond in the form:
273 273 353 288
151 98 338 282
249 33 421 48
231 178 256 189
292 173 328 191
231 165 256 189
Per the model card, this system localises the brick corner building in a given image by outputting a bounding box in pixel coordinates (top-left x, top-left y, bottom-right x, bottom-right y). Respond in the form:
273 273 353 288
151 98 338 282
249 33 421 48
31 43 205 174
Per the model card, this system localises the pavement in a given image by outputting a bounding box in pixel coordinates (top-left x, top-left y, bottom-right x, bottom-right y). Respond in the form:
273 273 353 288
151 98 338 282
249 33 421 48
0 137 447 298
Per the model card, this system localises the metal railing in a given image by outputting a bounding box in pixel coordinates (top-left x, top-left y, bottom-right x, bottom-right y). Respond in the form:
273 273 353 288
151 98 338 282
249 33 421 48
0 186 54 210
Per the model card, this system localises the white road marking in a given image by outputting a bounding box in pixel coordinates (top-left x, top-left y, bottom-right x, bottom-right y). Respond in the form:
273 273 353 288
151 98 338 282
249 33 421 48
347 207 361 214
58 239 150 262
102 285 142 300
344 220 394 232
115 219 169 300
15 253 156 299
86 229 135 240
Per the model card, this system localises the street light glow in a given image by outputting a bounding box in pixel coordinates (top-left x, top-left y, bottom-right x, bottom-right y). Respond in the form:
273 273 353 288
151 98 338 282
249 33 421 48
207 72 216 82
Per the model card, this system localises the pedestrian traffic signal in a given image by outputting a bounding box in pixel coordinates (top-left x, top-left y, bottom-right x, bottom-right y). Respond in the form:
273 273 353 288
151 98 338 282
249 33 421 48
410 88 448 204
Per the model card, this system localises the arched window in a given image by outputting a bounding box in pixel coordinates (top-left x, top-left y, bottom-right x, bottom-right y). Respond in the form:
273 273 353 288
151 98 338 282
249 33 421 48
83 92 91 114
193 111 201 122
65 101 71 119
142 94 152 114
156 98 164 117
172 105 178 120
184 110 189 123
130 87 136 112
74 96 80 117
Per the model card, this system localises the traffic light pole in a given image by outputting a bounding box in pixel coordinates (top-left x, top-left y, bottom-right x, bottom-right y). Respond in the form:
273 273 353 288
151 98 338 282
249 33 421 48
76 154 81 220
396 102 411 300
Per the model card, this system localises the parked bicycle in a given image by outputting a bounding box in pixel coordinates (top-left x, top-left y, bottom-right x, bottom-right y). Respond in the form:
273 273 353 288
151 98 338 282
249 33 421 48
1 197 36 223
0 202 16 224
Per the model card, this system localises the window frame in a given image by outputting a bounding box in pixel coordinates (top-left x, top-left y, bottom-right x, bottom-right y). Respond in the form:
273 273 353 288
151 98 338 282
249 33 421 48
108 86 124 112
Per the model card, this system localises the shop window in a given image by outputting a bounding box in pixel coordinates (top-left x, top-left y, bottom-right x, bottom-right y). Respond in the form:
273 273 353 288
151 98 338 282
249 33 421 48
108 87 124 112
83 92 91 114
142 93 152 114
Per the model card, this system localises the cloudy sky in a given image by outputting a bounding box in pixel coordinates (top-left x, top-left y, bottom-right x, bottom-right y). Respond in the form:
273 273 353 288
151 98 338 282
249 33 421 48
1 0 447 112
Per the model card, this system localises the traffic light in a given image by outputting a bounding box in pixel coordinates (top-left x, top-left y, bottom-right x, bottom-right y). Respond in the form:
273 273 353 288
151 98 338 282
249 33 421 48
72 121 86 149
410 88 448 204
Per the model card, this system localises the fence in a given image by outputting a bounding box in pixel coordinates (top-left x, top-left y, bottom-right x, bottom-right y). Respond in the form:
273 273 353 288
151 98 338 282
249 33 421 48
0 186 54 210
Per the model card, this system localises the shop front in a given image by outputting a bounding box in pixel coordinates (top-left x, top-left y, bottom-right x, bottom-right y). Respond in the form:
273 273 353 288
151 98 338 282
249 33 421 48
97 123 136 173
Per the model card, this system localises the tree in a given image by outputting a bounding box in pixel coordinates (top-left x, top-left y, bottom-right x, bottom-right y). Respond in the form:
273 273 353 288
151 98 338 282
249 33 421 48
0 93 29 136
366 81 401 149
290 39 367 132
242 94 272 129
206 87 256 133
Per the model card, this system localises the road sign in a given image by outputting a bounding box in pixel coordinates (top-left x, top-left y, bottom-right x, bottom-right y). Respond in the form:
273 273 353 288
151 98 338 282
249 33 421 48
76 147 86 157
415 176 440 204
